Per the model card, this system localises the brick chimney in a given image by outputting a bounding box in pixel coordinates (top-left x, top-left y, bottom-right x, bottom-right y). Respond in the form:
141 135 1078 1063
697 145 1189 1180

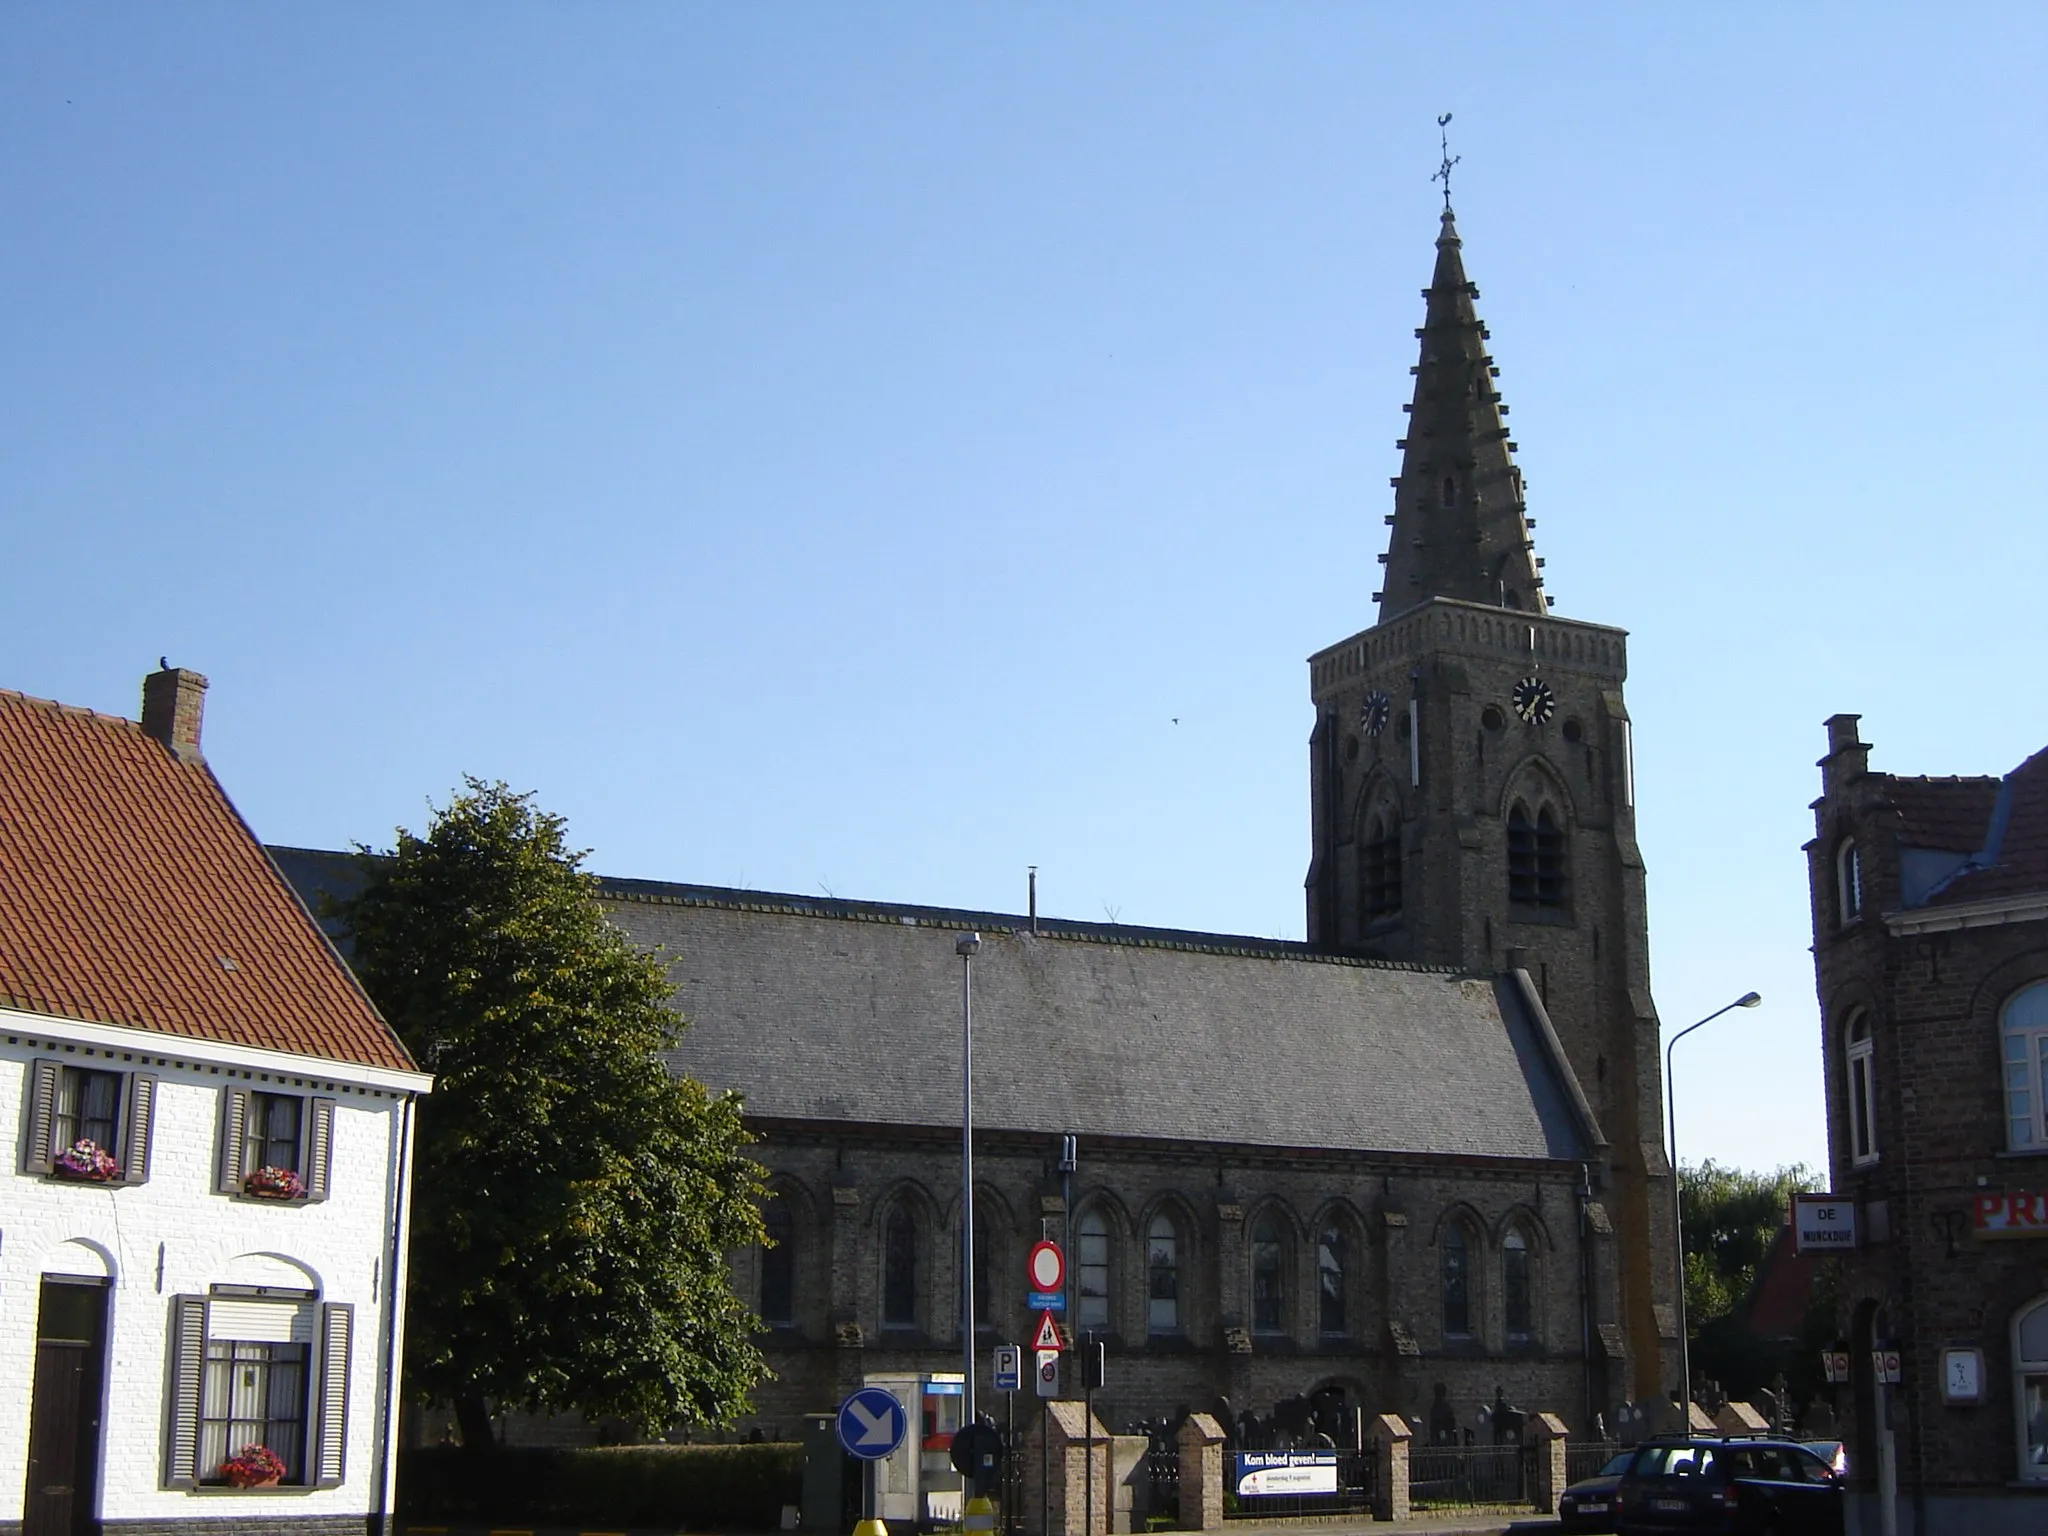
141 663 208 763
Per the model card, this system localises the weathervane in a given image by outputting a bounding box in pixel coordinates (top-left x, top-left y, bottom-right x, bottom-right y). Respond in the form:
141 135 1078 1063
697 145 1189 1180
1433 112 1459 210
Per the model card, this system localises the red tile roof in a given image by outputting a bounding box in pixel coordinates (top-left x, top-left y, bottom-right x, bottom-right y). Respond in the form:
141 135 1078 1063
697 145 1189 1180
1928 747 2048 908
1881 774 2002 852
0 688 416 1073
1740 1225 1819 1340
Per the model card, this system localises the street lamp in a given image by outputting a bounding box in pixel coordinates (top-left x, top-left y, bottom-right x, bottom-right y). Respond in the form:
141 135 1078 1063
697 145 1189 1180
957 932 981 1430
1666 990 1762 1418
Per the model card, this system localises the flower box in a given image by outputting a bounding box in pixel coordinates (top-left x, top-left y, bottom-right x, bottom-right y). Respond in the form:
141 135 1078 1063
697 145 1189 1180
221 1443 288 1488
243 1165 305 1200
52 1139 121 1182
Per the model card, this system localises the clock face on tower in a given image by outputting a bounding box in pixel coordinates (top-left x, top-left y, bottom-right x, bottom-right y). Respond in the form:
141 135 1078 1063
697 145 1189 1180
1360 690 1392 737
1511 675 1556 725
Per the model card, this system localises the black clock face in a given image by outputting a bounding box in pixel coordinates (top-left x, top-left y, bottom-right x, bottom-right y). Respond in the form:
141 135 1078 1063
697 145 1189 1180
1360 690 1392 737
1511 675 1555 724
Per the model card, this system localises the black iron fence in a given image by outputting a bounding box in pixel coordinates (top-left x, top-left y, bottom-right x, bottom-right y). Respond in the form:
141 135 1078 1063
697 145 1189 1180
1407 1441 1529 1510
1567 1439 1628 1486
1144 1438 1180 1523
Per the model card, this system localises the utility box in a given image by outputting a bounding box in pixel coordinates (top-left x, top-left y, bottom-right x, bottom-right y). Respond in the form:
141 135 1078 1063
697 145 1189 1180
799 1412 858 1533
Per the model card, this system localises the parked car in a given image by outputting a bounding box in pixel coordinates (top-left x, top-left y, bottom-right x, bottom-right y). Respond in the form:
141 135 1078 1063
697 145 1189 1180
1615 1436 1843 1534
1559 1449 1635 1532
1801 1440 1847 1478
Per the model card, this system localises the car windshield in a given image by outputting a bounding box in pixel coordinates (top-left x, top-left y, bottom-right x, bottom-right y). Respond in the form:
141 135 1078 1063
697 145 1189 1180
1630 1444 1718 1478
1599 1452 1633 1476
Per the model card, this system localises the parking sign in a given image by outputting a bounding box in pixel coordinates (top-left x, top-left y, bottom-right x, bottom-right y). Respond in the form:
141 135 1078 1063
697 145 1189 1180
993 1343 1021 1393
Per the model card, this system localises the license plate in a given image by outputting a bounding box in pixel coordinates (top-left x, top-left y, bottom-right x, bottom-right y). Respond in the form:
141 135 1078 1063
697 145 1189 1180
1653 1497 1689 1511
1580 1500 1607 1512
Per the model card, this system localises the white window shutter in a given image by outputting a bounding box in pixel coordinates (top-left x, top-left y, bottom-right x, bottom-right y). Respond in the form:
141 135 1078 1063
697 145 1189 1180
163 1294 208 1487
122 1072 157 1184
23 1058 59 1174
218 1088 250 1194
314 1301 353 1487
304 1096 336 1201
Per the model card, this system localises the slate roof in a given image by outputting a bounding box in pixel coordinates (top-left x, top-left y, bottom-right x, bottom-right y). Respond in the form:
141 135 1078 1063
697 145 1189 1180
270 848 1593 1160
601 883 1592 1161
0 690 416 1072
1923 746 2048 907
1883 775 2002 853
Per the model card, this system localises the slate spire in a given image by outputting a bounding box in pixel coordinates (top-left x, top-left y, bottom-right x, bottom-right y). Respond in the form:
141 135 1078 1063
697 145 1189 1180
1375 207 1547 618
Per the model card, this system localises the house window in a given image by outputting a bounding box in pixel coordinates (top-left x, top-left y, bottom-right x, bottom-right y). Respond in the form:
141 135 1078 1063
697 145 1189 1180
1508 803 1567 907
1846 1011 1878 1166
219 1091 334 1200
55 1067 122 1157
1146 1214 1180 1335
25 1058 155 1183
1251 1214 1284 1334
1317 1223 1346 1337
2003 982 2048 1152
760 1200 794 1326
2018 1296 2048 1481
200 1339 309 1484
1503 1228 1532 1341
1441 1222 1471 1338
883 1206 918 1328
1363 814 1403 918
244 1093 302 1177
1076 1210 1110 1332
1836 840 1862 926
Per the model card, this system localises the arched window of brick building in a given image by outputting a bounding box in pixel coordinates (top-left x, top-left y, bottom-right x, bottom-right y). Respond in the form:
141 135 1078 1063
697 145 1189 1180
2003 983 2048 1152
1441 1221 1472 1339
1147 1213 1180 1336
760 1198 794 1327
1502 1227 1532 1342
1318 1222 1347 1338
883 1205 919 1329
2014 1296 2048 1481
1508 802 1567 908
1076 1209 1110 1332
1251 1213 1285 1334
1362 813 1403 918
1836 839 1862 926
1846 1010 1878 1166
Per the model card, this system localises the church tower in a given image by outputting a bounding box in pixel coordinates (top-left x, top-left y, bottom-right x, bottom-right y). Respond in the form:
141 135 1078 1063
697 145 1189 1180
1305 204 1675 1402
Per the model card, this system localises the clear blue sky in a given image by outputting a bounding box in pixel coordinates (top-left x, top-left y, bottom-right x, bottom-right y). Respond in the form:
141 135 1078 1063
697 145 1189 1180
6 5 2044 1177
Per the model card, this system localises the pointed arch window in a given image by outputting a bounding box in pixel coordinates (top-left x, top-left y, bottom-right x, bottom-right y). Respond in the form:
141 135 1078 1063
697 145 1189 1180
1846 1010 1878 1167
1363 812 1403 919
1317 1223 1347 1337
1251 1213 1285 1334
2003 982 2048 1151
1502 1228 1531 1342
761 1198 795 1327
2015 1295 2048 1480
1508 802 1567 907
1441 1222 1472 1339
1076 1209 1111 1332
883 1205 919 1328
1146 1213 1180 1335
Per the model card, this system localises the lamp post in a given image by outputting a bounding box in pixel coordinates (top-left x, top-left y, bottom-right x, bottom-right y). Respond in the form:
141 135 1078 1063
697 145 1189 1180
957 932 981 1430
1666 990 1762 1416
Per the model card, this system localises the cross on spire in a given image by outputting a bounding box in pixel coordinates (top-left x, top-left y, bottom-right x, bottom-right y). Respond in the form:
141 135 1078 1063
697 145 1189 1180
1433 112 1459 210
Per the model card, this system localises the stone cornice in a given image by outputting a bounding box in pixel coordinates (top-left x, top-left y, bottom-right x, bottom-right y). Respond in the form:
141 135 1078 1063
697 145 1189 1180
1885 893 2048 936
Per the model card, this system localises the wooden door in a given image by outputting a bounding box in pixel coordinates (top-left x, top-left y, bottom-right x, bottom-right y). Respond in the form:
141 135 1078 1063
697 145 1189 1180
23 1279 108 1536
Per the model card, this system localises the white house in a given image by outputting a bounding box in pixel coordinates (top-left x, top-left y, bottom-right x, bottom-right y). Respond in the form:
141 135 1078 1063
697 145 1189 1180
0 666 430 1536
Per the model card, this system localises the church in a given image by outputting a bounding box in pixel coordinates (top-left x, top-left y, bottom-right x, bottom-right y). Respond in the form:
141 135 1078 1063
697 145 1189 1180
276 199 1677 1447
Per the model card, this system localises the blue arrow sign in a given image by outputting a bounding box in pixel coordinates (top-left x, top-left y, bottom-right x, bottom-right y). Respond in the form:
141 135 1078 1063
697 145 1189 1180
836 1386 909 1461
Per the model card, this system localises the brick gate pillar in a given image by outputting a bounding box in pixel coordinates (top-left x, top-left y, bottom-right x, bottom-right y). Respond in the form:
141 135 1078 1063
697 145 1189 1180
1023 1400 1111 1536
1368 1413 1412 1522
1174 1412 1227 1531
1528 1412 1568 1515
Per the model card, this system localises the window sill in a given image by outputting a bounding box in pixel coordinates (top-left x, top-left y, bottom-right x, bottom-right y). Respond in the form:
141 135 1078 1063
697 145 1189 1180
40 1173 139 1189
190 1484 316 1496
1995 1148 2048 1160
227 1190 324 1206
1507 905 1573 928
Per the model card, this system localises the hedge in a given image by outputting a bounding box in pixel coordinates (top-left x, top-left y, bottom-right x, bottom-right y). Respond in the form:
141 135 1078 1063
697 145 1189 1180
400 1442 804 1529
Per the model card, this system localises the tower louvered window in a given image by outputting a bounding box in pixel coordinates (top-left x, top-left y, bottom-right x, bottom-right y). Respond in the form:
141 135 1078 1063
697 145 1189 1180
1508 803 1567 907
1363 814 1403 918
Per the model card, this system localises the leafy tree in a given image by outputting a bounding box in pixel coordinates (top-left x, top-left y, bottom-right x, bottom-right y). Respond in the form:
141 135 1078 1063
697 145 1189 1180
337 780 769 1448
1679 1160 1830 1402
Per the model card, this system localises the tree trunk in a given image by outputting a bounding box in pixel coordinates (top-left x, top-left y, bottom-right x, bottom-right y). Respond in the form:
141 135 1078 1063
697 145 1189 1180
454 1393 496 1453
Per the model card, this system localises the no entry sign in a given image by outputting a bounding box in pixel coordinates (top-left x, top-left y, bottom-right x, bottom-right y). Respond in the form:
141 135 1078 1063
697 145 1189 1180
1028 1239 1065 1294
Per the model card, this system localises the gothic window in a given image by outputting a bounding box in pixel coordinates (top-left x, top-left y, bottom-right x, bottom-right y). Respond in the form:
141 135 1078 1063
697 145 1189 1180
1147 1213 1180 1335
1836 840 1862 926
761 1198 795 1326
1362 813 1403 919
1317 1223 1347 1337
1076 1209 1111 1332
883 1205 919 1328
2015 1296 2048 1481
1441 1221 1472 1339
1251 1213 1284 1334
2003 983 2048 1151
1508 802 1567 907
1502 1227 1532 1342
1845 1011 1878 1166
